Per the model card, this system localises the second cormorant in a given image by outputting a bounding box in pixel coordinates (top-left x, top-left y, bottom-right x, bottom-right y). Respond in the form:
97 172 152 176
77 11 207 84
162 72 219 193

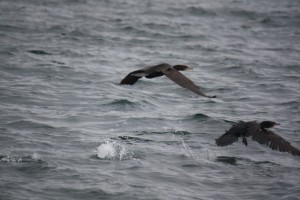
216 121 300 156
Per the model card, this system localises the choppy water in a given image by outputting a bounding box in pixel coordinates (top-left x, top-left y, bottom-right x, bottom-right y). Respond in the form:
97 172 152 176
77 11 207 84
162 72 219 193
1 0 300 199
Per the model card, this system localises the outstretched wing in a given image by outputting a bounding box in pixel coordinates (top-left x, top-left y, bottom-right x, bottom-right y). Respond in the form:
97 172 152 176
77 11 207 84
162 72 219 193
120 64 170 85
163 68 216 98
120 69 146 85
119 69 145 85
215 130 239 146
216 131 239 146
252 129 300 156
215 124 242 146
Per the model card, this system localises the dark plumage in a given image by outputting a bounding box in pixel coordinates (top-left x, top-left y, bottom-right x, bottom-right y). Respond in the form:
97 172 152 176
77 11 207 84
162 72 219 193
216 121 300 156
120 63 216 98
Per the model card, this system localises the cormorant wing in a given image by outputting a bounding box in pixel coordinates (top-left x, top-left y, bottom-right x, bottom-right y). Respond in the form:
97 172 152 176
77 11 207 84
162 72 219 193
215 124 243 146
163 68 216 98
252 129 300 156
120 69 146 85
120 64 170 85
215 130 239 146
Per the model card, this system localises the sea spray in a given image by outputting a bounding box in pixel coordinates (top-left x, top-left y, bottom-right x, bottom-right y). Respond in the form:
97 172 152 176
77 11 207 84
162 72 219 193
93 140 134 160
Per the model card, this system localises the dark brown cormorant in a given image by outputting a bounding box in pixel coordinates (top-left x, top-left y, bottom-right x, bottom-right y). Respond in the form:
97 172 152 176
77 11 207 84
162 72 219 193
120 63 216 98
216 121 300 156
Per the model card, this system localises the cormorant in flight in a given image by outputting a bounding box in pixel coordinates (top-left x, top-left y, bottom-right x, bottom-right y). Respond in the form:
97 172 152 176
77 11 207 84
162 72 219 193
120 63 216 98
216 121 300 156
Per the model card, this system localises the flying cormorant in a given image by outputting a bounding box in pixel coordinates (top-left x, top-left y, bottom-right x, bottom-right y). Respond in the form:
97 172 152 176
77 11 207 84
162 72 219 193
120 63 216 98
216 121 300 156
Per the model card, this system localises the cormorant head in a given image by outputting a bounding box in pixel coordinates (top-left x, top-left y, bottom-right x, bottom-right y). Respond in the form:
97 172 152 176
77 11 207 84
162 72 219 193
260 121 279 129
173 65 192 71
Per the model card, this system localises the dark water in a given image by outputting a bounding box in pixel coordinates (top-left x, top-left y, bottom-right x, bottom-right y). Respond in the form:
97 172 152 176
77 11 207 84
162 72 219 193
1 0 300 199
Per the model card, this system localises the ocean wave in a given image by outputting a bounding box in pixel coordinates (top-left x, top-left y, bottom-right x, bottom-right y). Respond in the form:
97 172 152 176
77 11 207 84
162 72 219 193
7 120 54 130
215 156 238 165
189 113 210 121
0 153 43 163
112 135 153 143
28 50 51 55
229 9 260 19
101 99 144 112
105 99 136 106
135 130 193 136
186 6 216 16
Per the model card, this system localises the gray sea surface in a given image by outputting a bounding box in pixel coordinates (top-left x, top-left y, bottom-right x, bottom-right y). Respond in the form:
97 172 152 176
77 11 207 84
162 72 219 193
1 0 300 199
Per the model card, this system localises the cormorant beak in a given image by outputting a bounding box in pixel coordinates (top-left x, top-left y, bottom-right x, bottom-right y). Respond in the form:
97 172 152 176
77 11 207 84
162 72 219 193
185 67 193 71
274 123 280 126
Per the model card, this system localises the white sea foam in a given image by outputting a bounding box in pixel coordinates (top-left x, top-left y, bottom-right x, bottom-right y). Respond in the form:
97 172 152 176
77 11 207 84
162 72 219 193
94 140 134 160
95 141 117 159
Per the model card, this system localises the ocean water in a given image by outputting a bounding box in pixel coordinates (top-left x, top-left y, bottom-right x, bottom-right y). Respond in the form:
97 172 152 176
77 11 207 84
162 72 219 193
1 0 300 199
